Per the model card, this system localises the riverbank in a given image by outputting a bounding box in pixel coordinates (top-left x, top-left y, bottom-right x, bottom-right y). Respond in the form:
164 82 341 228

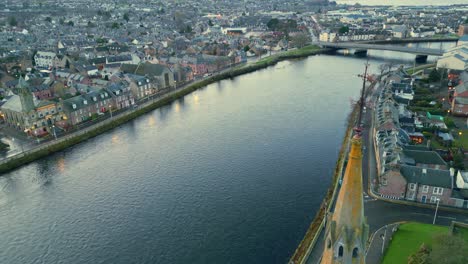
289 76 378 264
289 102 360 264
0 45 325 175
364 36 459 45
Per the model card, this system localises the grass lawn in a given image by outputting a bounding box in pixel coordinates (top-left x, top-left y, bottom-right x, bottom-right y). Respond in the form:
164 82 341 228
382 222 448 264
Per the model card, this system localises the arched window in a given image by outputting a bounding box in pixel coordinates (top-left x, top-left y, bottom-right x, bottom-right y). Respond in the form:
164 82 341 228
338 246 344 257
353 247 359 258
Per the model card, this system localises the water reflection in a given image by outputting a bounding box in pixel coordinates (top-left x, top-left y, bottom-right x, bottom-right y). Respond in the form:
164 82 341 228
57 157 66 173
28 161 53 189
193 94 200 106
158 104 172 121
111 134 121 145
147 116 157 127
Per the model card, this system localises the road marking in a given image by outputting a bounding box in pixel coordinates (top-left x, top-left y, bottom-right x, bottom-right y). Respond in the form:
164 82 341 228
438 216 457 220
411 212 432 217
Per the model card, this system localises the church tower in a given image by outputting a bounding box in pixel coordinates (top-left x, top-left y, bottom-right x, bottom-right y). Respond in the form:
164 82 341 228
321 63 369 264
15 76 35 112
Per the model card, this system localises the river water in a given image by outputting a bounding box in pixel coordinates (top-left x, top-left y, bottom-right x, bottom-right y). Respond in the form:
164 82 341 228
0 42 457 264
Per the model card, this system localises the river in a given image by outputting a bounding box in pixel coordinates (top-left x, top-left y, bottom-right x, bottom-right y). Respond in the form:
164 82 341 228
0 42 457 264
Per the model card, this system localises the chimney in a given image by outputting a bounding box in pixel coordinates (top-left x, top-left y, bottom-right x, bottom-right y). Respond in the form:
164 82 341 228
450 168 455 189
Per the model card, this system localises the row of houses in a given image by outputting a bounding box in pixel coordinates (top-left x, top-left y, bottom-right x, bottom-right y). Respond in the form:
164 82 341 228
0 62 176 135
374 70 468 209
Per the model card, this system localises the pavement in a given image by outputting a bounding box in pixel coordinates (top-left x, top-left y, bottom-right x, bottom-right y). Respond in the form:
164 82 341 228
304 79 468 264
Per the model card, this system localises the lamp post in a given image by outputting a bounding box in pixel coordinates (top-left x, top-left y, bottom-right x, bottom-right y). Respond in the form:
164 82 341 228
433 198 440 225
34 130 39 144
381 225 388 254
109 105 113 119
52 125 57 140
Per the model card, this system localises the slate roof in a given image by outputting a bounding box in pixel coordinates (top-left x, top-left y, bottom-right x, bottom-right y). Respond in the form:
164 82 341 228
454 97 468 105
402 149 447 166
400 165 452 188
89 57 107 65
1 95 24 112
455 82 468 96
62 89 111 112
120 63 168 77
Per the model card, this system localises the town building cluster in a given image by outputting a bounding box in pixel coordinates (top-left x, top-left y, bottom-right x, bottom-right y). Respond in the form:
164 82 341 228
374 65 468 209
316 5 466 42
0 0 339 138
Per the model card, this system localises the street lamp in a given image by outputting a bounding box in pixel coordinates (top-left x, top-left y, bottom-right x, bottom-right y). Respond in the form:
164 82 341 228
381 225 387 254
433 198 440 225
52 125 57 140
109 105 113 119
34 130 39 144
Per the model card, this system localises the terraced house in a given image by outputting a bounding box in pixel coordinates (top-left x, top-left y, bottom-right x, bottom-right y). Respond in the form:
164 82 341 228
60 88 113 126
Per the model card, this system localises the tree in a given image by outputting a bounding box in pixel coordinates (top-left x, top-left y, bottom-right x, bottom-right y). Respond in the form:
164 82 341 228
59 18 65 25
339 26 350 34
267 18 280 30
428 68 441 82
430 234 468 264
45 17 52 23
208 19 213 26
67 21 74 27
8 16 17 27
123 13 130 22
292 33 311 48
243 45 250 52
111 22 119 29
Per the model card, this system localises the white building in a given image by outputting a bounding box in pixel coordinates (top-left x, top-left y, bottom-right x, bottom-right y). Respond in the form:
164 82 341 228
34 51 57 69
436 44 468 71
456 171 468 189
319 31 337 42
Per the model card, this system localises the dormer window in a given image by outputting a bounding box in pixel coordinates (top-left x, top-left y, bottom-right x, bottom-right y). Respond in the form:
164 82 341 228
101 94 104 99
83 100 87 105
138 81 142 85
146 79 150 83
93 96 97 101
116 90 120 95
104 92 108 97
72 104 77 109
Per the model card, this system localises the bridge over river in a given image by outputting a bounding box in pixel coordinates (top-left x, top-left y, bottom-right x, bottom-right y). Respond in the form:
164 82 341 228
315 41 445 61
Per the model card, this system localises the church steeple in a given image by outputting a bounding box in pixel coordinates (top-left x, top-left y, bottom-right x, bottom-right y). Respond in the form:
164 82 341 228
321 63 369 264
15 76 35 112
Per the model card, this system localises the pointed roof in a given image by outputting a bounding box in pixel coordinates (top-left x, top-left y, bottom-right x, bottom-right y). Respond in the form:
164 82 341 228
17 76 29 89
332 136 365 231
321 135 367 264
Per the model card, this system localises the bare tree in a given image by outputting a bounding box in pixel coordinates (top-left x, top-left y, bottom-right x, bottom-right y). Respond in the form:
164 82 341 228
291 32 311 48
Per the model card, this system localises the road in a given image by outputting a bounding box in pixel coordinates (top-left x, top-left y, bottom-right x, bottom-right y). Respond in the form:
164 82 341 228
305 80 468 264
